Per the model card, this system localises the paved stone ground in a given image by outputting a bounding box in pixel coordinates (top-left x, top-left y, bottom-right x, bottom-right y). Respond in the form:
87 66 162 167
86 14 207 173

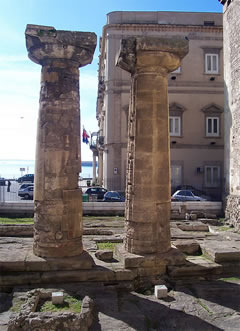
1 217 240 330
89 279 240 331
0 279 240 330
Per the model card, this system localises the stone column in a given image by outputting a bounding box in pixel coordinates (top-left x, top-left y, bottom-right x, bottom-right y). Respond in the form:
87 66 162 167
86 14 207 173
25 25 96 257
92 151 97 184
98 149 103 187
116 37 188 255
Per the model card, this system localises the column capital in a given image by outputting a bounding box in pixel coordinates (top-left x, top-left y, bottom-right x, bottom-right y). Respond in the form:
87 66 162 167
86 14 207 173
116 36 189 74
25 24 97 67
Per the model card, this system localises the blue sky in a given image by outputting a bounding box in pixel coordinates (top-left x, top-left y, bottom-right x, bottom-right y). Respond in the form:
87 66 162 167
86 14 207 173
0 0 222 161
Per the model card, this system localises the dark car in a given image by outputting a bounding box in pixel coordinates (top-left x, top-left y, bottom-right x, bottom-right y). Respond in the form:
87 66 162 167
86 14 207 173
171 190 207 202
85 187 107 200
18 185 34 200
103 191 125 202
17 174 34 183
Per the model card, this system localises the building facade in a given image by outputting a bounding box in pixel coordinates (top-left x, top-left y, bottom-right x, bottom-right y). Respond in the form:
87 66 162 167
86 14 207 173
97 11 224 199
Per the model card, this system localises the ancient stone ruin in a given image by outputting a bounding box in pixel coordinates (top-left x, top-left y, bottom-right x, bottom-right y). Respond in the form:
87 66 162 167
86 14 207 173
219 0 240 231
7 288 94 331
25 25 96 257
116 36 189 255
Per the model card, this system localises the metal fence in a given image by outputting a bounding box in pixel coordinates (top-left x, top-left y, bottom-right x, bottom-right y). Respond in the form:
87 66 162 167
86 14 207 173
0 181 32 203
0 179 93 203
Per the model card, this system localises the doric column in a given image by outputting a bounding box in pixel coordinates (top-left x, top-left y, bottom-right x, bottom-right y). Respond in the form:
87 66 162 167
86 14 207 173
25 25 96 257
117 37 188 255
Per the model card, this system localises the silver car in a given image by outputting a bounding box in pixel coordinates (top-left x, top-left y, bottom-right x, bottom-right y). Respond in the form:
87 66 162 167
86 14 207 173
18 185 34 200
171 190 207 202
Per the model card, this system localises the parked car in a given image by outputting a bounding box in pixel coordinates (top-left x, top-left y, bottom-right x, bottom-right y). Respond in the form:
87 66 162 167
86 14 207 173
175 185 211 200
17 174 34 183
18 185 34 200
0 177 5 186
19 183 34 191
103 191 125 202
85 187 107 200
171 190 207 202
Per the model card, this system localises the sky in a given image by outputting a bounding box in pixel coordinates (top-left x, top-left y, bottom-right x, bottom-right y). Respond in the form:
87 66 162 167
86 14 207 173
0 0 222 161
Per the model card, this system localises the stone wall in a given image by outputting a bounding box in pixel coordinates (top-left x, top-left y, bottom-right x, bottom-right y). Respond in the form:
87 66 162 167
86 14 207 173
8 289 94 331
222 0 240 229
225 195 240 231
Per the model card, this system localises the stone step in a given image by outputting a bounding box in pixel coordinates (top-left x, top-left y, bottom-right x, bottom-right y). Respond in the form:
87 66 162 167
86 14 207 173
176 221 209 232
201 241 240 263
167 256 223 279
0 246 94 272
0 266 135 287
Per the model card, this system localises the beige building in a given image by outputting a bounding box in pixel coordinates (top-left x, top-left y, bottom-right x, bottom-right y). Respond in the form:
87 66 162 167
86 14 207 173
97 11 224 199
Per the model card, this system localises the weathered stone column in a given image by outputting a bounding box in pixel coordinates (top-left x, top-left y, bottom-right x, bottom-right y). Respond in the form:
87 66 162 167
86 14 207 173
117 37 188 255
25 25 96 257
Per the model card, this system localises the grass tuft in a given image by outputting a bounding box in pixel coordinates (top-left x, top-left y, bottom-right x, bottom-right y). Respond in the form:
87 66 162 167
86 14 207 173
0 217 34 224
97 242 117 250
39 295 82 313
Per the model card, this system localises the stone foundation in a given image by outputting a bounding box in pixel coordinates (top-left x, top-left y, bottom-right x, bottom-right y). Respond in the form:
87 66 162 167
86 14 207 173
8 289 94 331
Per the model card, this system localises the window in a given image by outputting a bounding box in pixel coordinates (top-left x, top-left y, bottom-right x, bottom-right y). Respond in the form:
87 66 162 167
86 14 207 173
204 21 215 26
205 54 219 74
171 164 182 190
201 104 223 138
206 117 219 136
204 166 220 187
169 116 181 136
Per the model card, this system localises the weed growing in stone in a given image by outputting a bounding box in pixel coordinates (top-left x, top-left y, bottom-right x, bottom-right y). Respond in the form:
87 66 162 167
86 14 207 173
10 297 27 312
197 298 213 316
0 217 33 224
217 225 232 231
97 242 117 250
39 295 82 313
220 277 240 282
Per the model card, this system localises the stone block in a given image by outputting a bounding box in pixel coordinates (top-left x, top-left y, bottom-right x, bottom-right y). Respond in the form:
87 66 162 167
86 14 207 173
95 250 113 261
156 247 186 266
174 240 201 255
52 291 64 304
168 256 222 278
114 269 136 281
177 222 209 232
154 285 168 299
137 266 166 277
201 241 240 263
25 250 94 271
